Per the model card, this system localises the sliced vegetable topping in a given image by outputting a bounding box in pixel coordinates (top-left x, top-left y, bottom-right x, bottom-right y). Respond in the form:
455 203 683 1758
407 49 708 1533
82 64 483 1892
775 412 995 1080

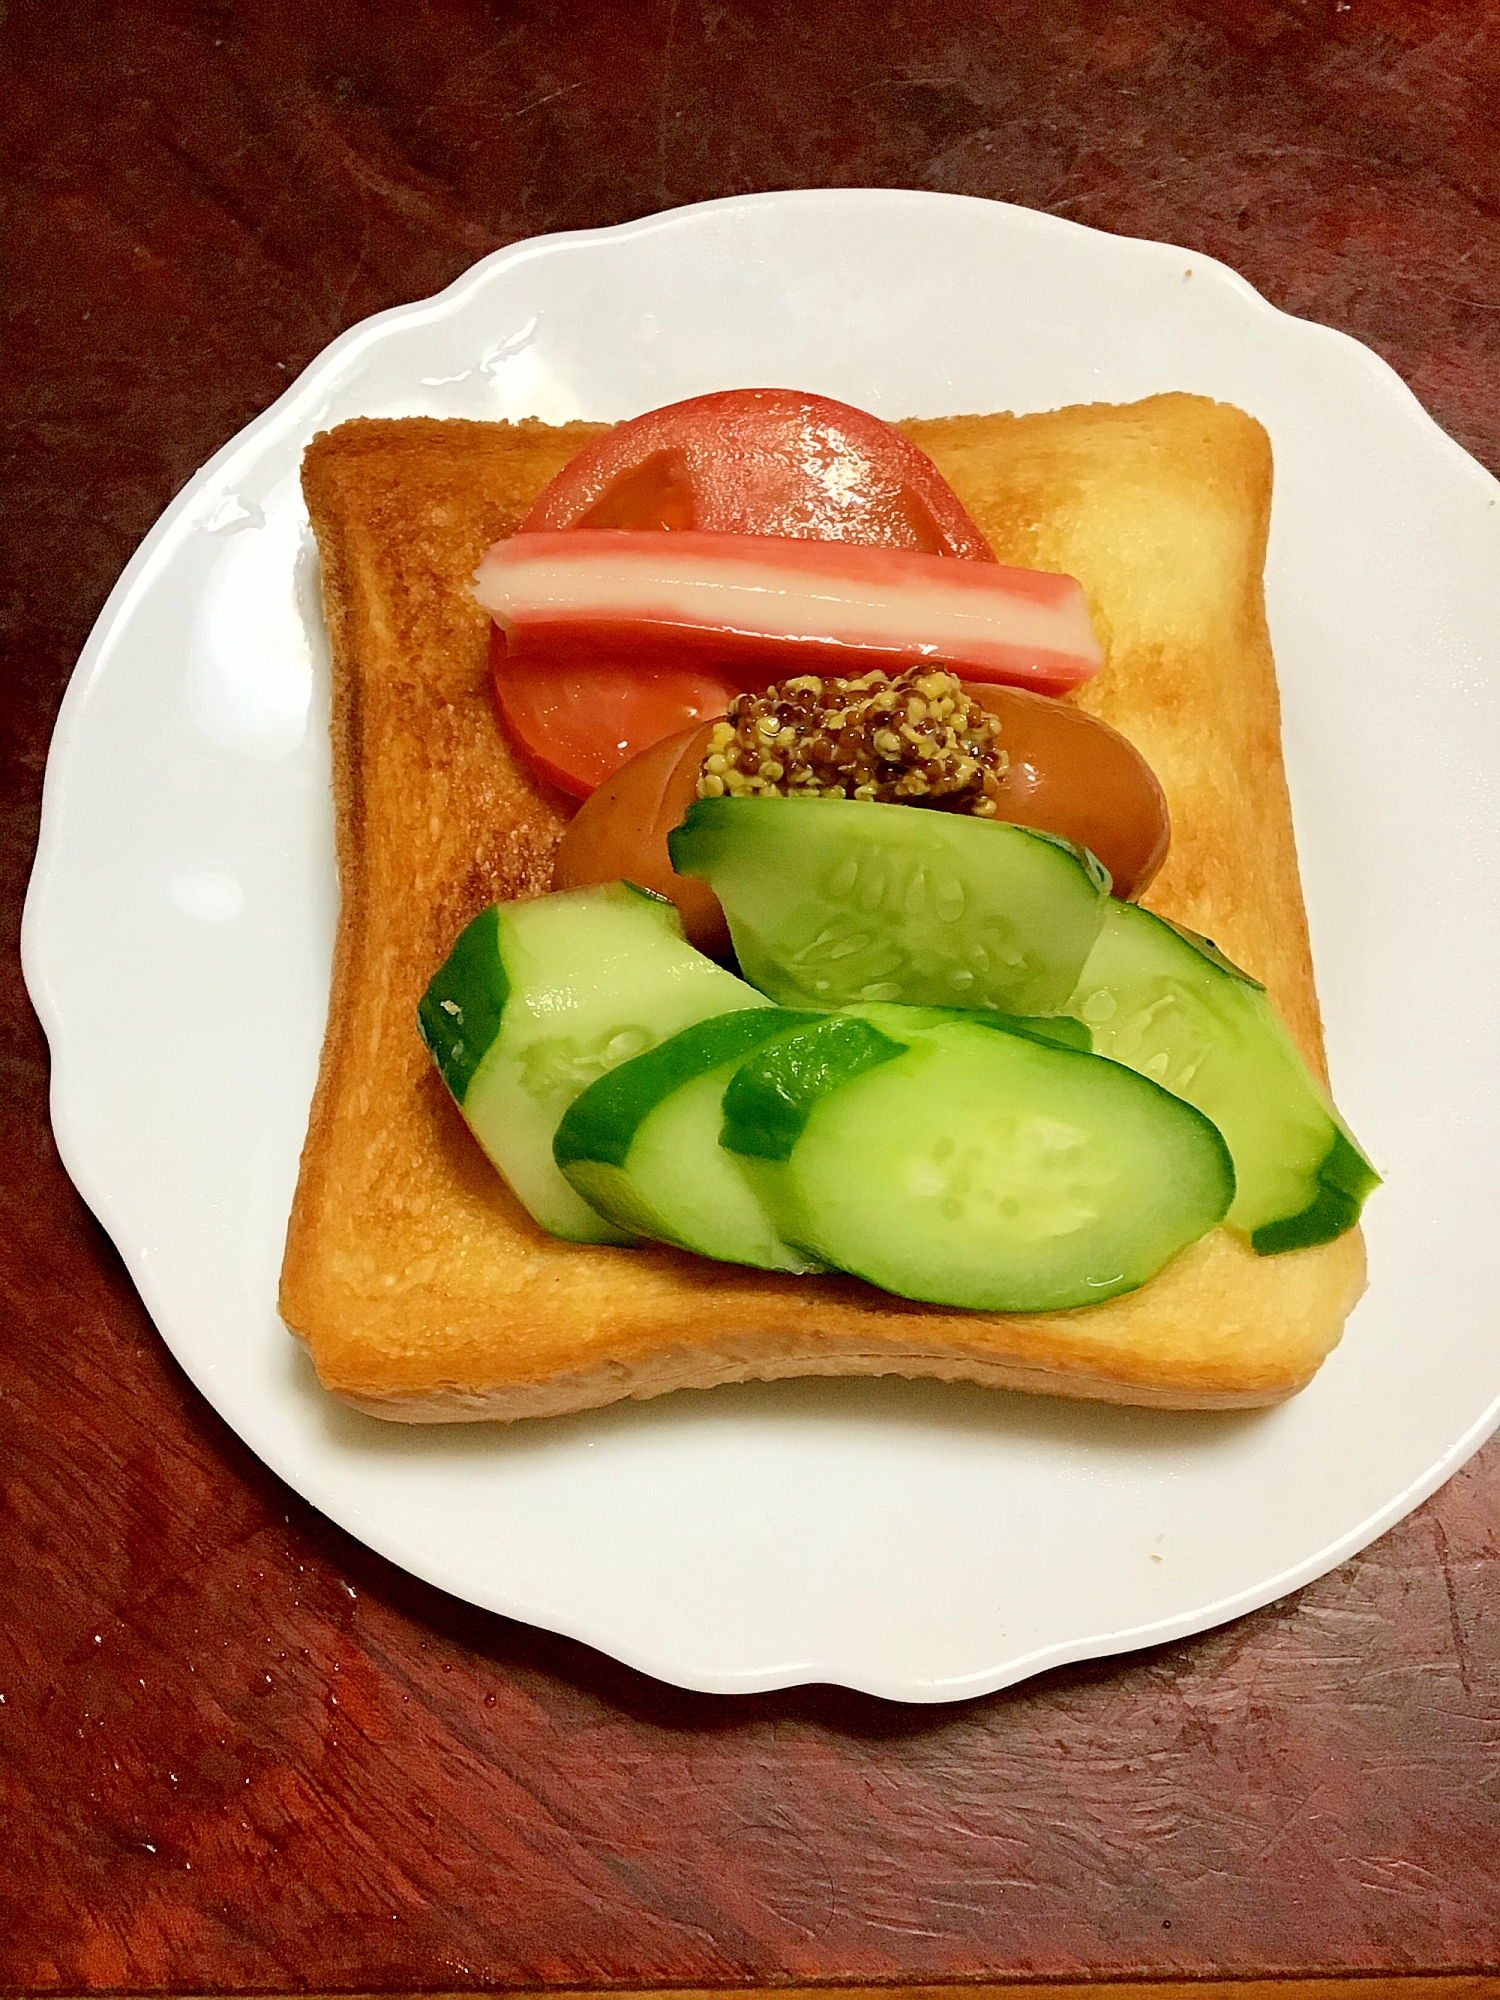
475 531 1104 697
425 389 1373 1305
669 795 1110 1014
520 386 997 558
487 625 737 800
553 1006 825 1270
1063 901 1379 1253
720 1014 1236 1312
417 882 765 1243
719 1014 908 1163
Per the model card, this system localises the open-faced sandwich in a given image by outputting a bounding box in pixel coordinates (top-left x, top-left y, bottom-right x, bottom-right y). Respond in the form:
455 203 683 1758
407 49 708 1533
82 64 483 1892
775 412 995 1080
279 387 1375 1421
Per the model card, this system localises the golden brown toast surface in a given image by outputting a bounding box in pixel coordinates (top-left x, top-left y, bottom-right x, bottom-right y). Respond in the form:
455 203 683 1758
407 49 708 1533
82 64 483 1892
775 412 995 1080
280 396 1365 1420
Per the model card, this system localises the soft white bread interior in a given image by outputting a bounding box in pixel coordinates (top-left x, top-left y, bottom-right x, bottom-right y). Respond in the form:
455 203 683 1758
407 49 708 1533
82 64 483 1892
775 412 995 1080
279 395 1365 1421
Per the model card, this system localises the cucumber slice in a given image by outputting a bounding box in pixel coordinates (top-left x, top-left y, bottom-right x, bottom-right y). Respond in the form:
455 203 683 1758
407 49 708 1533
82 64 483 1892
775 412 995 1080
554 1007 824 1269
721 1016 1234 1312
715 1007 1090 1163
847 1000 1092 1056
418 882 765 1242
668 796 1110 1015
1066 901 1378 1253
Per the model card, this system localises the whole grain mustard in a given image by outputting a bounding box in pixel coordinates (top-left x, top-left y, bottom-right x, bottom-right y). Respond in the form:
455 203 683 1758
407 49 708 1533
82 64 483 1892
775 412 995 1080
696 667 1006 816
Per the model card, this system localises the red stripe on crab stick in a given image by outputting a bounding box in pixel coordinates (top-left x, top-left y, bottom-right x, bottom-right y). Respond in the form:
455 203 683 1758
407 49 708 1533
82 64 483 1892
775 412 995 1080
474 531 1103 695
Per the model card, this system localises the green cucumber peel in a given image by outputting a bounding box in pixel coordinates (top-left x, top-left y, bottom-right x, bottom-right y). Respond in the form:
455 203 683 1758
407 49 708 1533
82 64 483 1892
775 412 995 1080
559 1161 671 1243
1154 914 1266 991
1250 1126 1382 1255
720 1016 908 1162
416 905 507 1105
1007 823 1112 896
999 1012 1093 1054
668 796 1110 897
848 1000 1092 1056
554 1007 818 1170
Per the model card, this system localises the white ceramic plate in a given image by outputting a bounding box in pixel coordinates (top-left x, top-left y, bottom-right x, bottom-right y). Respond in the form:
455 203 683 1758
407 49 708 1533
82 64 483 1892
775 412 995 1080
23 191 1500 1701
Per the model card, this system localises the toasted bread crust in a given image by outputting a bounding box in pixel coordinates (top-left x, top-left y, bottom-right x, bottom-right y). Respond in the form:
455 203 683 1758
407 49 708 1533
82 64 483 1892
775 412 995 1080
280 397 1365 1420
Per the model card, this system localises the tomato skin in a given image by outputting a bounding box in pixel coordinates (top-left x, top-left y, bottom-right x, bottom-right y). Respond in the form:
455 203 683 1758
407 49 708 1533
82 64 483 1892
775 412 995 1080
489 626 737 800
521 388 997 561
495 390 1000 797
550 686 1170 953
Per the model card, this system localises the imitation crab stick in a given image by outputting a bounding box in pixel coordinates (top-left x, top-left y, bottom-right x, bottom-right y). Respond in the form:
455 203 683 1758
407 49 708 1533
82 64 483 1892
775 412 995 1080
473 531 1104 695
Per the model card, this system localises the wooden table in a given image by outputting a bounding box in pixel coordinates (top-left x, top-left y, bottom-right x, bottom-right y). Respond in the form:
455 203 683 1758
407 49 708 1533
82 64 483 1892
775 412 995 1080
3 0 1498 1987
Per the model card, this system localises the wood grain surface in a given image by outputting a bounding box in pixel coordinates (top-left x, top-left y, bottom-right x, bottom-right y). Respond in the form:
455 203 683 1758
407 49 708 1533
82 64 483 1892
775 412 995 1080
3 0 1498 1988
118 1989 1500 2000
164 1989 1500 2000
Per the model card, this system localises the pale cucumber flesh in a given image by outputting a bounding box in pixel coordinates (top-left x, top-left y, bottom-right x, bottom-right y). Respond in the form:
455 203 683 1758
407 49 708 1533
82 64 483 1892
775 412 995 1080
1065 902 1377 1252
669 796 1109 1015
417 882 765 1242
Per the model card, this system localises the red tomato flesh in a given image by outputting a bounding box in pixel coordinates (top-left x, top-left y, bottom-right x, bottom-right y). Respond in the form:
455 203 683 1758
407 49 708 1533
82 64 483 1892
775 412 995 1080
489 626 738 800
521 387 997 561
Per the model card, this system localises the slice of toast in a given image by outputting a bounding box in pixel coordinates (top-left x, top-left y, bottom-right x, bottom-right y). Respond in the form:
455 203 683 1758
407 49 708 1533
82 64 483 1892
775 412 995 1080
280 394 1366 1420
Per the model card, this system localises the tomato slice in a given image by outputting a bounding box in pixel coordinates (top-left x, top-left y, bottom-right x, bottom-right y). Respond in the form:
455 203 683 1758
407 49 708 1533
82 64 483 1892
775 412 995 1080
497 389 999 797
521 387 997 560
489 625 738 800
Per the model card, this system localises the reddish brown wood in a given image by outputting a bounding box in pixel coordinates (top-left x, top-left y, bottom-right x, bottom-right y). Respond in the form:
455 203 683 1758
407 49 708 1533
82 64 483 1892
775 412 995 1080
153 1988 1500 2000
253 1988 1500 2000
3 0 1498 1988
